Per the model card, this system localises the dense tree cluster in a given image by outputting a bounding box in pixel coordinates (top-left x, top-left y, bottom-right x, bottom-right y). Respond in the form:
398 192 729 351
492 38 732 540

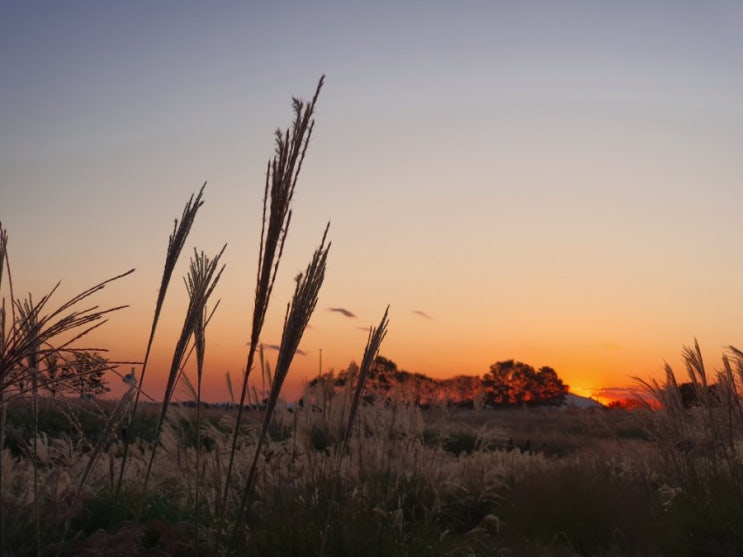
309 356 569 409
482 360 568 407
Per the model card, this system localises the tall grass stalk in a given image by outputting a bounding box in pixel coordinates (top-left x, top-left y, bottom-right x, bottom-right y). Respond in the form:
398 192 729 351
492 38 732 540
0 276 133 404
319 306 390 557
141 246 225 500
0 272 133 398
637 339 743 531
342 306 390 452
229 225 330 552
723 346 743 426
115 185 205 498
0 219 131 553
186 250 221 553
17 297 42 557
0 223 8 554
218 76 324 530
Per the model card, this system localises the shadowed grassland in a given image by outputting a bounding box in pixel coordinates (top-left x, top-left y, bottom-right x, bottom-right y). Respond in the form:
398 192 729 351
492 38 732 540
4 393 743 556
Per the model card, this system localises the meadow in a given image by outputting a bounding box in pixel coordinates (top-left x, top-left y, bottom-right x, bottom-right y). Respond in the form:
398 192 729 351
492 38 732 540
3 79 743 556
3 384 743 556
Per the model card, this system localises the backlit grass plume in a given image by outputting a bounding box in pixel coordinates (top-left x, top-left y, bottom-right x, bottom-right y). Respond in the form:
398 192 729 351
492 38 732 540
319 306 390 557
0 223 7 554
187 249 222 551
115 184 205 495
0 272 133 398
141 245 225 498
126 185 206 416
219 75 324 528
0 222 132 555
16 296 42 555
231 224 331 547
343 306 390 451
139 184 206 405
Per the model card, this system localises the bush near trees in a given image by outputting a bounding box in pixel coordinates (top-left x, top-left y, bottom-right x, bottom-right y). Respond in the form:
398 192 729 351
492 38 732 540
678 381 721 408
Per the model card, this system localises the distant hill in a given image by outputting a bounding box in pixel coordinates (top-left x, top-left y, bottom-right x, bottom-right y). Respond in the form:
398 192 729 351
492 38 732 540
563 392 604 409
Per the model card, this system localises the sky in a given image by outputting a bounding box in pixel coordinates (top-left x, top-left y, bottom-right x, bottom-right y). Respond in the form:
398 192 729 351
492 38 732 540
2 1 743 403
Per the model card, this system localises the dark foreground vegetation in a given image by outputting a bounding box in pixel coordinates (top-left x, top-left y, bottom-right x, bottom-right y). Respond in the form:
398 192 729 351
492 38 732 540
4 381 743 557
3 78 743 556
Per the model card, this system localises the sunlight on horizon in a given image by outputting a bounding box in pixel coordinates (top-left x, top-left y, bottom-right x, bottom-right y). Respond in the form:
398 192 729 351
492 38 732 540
3 2 743 405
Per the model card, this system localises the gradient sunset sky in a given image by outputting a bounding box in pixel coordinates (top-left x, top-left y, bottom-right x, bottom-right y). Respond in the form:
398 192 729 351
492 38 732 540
3 2 743 402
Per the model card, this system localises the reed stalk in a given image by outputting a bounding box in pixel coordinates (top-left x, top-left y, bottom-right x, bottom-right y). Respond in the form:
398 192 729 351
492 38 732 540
0 271 133 398
141 246 225 500
0 220 132 553
114 185 205 499
342 306 390 452
217 76 324 532
16 297 42 557
319 306 390 557
186 250 219 553
0 224 6 555
229 224 330 552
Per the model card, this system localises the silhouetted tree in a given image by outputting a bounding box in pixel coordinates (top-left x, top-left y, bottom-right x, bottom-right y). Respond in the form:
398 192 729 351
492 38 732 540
372 355 397 374
533 366 568 406
309 356 567 409
48 351 111 398
483 360 567 407
441 375 485 408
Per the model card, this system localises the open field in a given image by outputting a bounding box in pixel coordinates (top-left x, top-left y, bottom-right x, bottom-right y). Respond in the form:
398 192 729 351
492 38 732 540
3 391 743 556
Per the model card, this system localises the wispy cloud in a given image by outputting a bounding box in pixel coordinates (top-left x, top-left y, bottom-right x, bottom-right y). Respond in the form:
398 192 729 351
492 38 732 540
594 386 632 398
601 341 622 352
592 386 648 402
257 343 308 356
412 309 433 320
329 307 356 318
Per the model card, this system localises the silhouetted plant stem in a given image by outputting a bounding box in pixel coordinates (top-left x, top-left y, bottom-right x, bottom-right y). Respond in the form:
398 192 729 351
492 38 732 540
114 184 205 499
0 219 132 555
188 251 216 554
140 246 225 505
17 297 41 557
319 306 389 557
229 225 330 553
217 76 324 535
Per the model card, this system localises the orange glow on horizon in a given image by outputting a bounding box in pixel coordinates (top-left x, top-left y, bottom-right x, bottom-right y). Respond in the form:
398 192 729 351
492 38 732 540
75 272 694 407
100 327 659 405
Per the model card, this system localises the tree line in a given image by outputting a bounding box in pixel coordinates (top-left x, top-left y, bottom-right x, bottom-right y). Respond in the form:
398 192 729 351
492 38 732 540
310 356 569 408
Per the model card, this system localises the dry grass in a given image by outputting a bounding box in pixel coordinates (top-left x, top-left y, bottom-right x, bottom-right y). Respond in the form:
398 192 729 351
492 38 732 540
4 374 743 555
219 76 325 536
115 184 206 498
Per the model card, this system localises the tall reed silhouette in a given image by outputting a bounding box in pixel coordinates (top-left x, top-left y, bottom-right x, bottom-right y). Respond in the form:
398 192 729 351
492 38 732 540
114 185 206 497
217 76 325 532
